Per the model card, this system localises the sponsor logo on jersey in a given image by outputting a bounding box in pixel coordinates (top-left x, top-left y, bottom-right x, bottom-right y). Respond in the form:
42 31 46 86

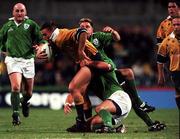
8 28 13 32
24 23 30 30
93 38 99 46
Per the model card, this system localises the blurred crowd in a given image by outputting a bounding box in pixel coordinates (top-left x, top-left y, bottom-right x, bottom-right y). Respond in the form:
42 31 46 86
0 26 173 87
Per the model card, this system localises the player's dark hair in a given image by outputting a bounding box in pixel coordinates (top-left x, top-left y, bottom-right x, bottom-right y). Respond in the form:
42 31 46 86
79 18 93 27
41 21 57 31
168 0 180 7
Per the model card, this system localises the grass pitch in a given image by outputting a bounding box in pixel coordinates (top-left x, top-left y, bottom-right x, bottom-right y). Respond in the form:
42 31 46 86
0 108 179 139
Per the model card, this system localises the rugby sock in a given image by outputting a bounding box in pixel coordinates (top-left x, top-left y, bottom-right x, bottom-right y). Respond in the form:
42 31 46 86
124 80 143 106
20 93 32 103
98 109 112 127
84 107 92 119
175 97 180 109
133 104 153 126
11 92 20 115
75 104 85 121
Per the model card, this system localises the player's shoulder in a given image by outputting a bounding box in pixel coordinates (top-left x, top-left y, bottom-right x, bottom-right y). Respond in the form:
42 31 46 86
167 32 179 45
166 32 176 41
94 31 105 35
93 32 112 41
0 21 14 31
93 31 107 37
160 16 172 25
25 18 38 26
59 28 76 36
2 18 14 27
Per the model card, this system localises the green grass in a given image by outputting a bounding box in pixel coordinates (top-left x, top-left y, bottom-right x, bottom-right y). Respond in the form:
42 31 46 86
0 108 179 139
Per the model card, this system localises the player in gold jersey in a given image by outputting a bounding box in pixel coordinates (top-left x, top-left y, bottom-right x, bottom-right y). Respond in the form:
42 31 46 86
156 1 179 46
157 17 180 109
40 21 100 131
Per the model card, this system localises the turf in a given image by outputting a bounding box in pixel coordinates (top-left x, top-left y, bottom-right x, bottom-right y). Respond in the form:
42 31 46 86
0 108 179 139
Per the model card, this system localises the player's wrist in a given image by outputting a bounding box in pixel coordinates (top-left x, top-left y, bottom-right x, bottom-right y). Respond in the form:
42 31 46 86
110 29 115 34
64 102 71 106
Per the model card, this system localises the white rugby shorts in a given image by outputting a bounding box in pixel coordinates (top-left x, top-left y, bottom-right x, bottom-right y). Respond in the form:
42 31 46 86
5 56 35 78
108 90 132 125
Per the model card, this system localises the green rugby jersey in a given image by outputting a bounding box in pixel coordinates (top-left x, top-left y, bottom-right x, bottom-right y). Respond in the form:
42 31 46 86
89 32 116 69
0 17 45 59
89 32 123 99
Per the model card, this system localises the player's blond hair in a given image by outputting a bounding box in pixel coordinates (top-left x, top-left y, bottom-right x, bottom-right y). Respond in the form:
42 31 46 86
79 18 93 27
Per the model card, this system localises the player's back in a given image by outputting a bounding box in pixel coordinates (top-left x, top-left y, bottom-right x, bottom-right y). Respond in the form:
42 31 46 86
55 28 98 62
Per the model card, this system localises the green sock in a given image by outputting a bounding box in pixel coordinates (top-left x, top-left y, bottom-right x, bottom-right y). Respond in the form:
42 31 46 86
98 109 112 127
11 92 20 115
124 80 143 106
20 93 31 104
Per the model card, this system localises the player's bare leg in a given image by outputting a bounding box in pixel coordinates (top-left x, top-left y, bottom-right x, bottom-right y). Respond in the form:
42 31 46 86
68 66 92 131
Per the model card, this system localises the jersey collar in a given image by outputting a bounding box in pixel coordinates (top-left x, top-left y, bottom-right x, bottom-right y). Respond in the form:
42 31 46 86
167 16 173 20
9 16 29 26
50 28 59 42
169 32 175 38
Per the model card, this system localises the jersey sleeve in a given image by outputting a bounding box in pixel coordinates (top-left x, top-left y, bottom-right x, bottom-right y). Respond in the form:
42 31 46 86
157 38 169 64
0 24 7 52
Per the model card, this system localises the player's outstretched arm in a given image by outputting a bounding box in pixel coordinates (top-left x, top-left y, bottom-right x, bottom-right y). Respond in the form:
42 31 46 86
80 59 112 71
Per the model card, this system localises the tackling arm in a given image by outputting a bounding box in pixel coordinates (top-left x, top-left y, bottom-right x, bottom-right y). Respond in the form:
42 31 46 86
80 59 112 71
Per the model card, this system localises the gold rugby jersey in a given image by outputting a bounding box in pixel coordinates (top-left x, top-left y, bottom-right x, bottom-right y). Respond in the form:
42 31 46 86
157 32 180 71
156 16 174 44
53 28 98 61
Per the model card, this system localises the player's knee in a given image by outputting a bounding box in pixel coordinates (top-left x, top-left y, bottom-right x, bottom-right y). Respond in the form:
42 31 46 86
126 68 134 79
73 93 84 105
11 84 21 92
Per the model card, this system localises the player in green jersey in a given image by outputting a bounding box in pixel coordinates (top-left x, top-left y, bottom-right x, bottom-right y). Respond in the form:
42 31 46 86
0 3 46 125
65 52 132 133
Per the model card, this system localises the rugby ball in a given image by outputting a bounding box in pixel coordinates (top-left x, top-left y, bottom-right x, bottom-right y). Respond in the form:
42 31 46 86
40 43 52 61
